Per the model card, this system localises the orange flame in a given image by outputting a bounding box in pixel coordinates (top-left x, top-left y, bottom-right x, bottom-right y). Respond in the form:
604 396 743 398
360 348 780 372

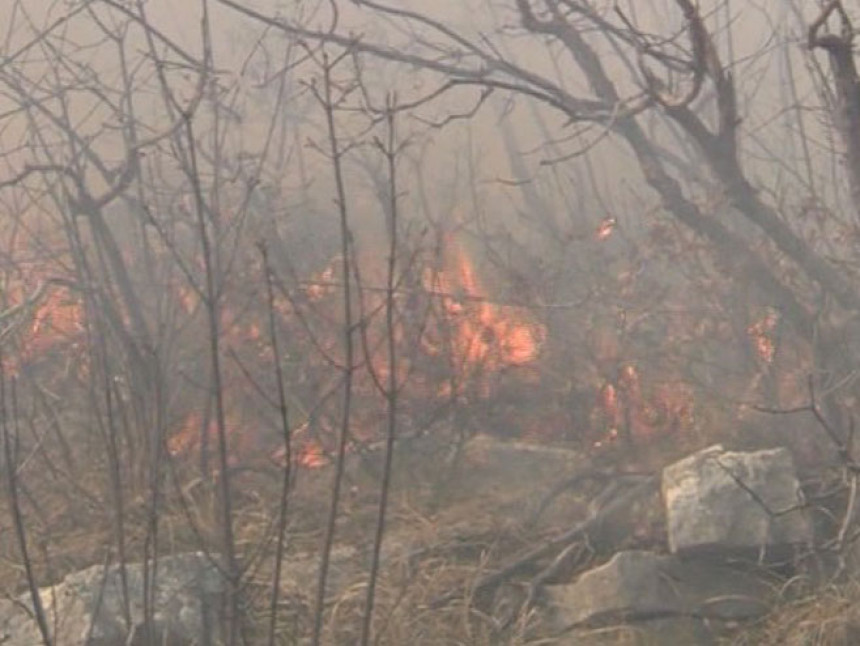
167 411 252 468
7 285 87 375
747 310 779 364
168 236 546 469
293 442 328 468
423 238 544 382
596 217 616 241
594 365 694 445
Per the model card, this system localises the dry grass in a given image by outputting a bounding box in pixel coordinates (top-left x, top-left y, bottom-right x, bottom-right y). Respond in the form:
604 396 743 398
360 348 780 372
3 428 860 645
730 582 860 646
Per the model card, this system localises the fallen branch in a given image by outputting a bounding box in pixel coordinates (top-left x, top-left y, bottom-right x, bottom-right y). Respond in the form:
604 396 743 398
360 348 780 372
522 539 588 618
527 468 654 526
430 474 658 608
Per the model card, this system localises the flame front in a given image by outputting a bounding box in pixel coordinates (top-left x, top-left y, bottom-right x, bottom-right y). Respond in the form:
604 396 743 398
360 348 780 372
3 281 87 378
423 238 544 381
166 235 547 470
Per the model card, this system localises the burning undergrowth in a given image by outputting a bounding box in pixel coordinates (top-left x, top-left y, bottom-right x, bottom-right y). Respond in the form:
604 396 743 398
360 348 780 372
0 197 718 483
0 212 552 466
0 187 807 646
152 224 552 472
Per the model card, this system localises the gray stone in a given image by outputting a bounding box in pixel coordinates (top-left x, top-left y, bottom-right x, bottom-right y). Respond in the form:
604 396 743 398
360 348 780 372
662 445 812 559
545 551 683 627
0 552 226 646
544 550 777 633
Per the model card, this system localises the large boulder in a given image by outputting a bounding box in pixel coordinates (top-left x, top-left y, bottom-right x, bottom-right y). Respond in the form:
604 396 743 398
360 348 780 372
0 552 225 646
662 445 812 559
544 550 779 643
545 550 682 627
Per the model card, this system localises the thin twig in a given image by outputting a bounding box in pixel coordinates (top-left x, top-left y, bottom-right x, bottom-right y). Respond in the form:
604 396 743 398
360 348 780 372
360 99 401 646
1 362 52 645
260 243 295 646
311 49 358 646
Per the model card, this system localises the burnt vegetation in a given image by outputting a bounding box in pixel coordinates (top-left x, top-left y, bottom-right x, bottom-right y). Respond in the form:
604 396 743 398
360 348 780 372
1 0 860 644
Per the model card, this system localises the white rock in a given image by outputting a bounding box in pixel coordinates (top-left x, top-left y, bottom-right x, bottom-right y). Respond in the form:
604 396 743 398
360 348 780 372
662 445 812 558
0 552 225 646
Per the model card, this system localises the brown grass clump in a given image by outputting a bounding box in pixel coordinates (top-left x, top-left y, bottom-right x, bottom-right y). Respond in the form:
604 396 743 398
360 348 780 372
732 582 860 646
9 426 860 645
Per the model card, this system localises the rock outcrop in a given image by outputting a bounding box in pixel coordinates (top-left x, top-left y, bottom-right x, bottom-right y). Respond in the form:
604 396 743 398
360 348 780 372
662 444 812 559
0 442 825 646
542 445 816 644
0 552 225 646
544 549 779 643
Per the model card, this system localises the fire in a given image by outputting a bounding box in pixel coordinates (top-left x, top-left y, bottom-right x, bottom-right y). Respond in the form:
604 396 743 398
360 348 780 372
167 411 206 457
593 365 694 445
596 217 616 241
167 409 257 468
165 235 547 470
305 264 336 301
272 434 329 469
296 443 328 468
26 289 85 355
422 238 544 382
747 310 779 364
3 282 87 376
169 409 331 470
